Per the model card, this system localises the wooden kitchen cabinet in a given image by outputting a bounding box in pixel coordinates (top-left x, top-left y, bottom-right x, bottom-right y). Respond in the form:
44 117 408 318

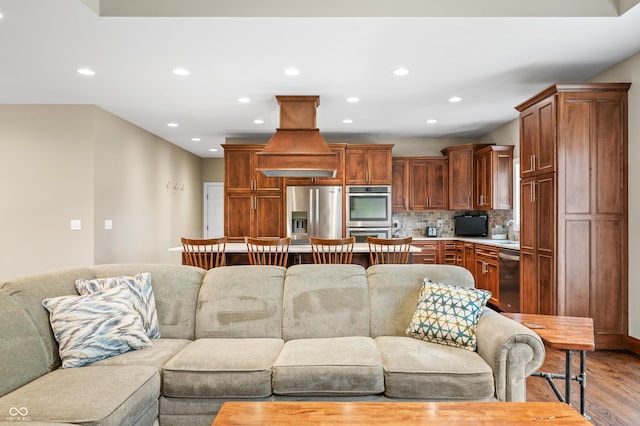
474 145 513 210
441 241 458 265
463 242 475 274
345 144 394 185
411 240 441 264
392 159 410 211
516 83 630 349
441 144 490 211
474 244 499 307
408 158 448 210
223 144 285 241
285 143 346 186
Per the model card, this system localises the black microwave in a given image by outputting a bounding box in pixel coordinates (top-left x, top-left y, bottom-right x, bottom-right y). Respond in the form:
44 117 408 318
454 215 488 237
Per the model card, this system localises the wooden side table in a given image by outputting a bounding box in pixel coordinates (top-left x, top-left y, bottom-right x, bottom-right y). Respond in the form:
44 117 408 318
502 313 595 419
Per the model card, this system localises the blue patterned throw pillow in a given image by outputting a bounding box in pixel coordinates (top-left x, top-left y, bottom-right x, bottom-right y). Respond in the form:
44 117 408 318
42 285 151 368
406 279 491 351
75 272 160 338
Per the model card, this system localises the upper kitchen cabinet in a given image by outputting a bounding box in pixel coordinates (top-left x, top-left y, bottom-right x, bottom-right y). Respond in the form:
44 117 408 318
473 145 514 210
519 96 556 178
223 145 283 192
515 83 630 350
345 144 394 185
392 159 409 211
285 143 346 186
441 144 490 211
392 157 448 211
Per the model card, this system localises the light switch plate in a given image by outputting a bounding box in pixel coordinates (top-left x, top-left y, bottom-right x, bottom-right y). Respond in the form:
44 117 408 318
70 219 82 230
104 220 113 230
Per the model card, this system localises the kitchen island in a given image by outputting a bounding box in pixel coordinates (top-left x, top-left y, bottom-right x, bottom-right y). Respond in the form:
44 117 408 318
169 242 420 268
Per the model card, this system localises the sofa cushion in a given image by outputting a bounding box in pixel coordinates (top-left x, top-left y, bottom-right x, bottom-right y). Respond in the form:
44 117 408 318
163 338 284 398
76 272 160 338
0 365 160 424
0 267 96 370
196 266 285 339
92 264 205 340
406 279 490 351
367 264 475 337
272 336 384 396
0 291 49 397
91 338 191 372
42 285 152 368
375 336 495 400
282 264 369 340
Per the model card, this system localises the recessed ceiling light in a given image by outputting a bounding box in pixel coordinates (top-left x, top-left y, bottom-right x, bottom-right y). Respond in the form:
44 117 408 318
209 148 218 152
0 12 4 19
237 97 251 103
346 97 360 103
173 68 190 76
192 138 201 142
427 119 438 124
77 68 95 76
283 68 300 76
167 123 179 128
449 96 463 103
342 119 353 124
393 67 409 76
253 119 265 124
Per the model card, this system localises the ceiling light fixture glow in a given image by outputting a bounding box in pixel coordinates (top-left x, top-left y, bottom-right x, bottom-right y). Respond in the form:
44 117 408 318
427 119 438 124
167 123 179 127
237 97 251 103
77 68 95 76
342 119 353 124
283 67 300 76
253 119 264 124
393 67 409 76
209 148 218 152
449 96 463 103
191 138 201 142
173 68 190 76
346 97 359 103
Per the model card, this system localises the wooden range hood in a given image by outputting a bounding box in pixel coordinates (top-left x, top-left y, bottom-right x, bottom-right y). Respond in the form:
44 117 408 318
256 95 338 177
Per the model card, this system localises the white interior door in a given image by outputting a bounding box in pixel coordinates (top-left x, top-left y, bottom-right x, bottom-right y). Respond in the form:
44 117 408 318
204 182 224 238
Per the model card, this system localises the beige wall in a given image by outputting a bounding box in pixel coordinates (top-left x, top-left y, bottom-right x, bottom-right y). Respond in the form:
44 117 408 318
0 105 202 279
481 119 520 159
202 158 225 182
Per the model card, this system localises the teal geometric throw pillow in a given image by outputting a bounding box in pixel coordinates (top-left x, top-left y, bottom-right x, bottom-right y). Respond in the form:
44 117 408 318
406 279 491 351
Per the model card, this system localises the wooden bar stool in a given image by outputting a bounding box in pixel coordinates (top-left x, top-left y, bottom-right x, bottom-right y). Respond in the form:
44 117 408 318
309 236 355 264
367 236 413 265
245 236 291 266
181 236 227 269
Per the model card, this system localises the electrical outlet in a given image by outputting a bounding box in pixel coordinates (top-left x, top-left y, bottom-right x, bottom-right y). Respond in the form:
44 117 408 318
437 219 443 227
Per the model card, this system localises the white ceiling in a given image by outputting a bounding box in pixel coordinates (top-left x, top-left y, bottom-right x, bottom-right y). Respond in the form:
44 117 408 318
1 0 640 158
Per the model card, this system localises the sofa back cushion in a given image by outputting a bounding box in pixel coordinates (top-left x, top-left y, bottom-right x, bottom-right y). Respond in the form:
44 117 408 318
0 291 50 397
282 264 369 341
196 265 286 339
92 264 205 340
0 267 95 370
367 264 475 337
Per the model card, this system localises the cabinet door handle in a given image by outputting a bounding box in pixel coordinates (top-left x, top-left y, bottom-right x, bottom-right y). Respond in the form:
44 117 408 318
482 261 487 274
253 196 257 210
530 181 536 203
531 154 536 171
365 171 369 183
467 196 471 208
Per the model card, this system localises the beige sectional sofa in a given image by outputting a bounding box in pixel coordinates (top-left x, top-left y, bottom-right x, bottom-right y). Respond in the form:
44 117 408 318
0 263 545 425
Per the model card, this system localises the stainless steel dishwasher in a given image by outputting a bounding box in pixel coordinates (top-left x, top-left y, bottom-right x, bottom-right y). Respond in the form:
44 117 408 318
498 248 520 312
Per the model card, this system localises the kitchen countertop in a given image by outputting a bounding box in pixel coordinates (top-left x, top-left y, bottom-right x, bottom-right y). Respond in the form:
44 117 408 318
411 236 520 250
169 242 422 254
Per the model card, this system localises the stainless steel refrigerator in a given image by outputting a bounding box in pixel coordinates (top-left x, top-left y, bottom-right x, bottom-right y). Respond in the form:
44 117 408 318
286 186 342 244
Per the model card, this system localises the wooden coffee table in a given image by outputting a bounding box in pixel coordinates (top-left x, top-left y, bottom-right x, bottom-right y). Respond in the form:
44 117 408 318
212 401 590 425
502 313 595 419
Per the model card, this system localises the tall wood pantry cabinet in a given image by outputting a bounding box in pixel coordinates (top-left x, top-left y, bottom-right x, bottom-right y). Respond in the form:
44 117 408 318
222 144 285 241
516 83 630 349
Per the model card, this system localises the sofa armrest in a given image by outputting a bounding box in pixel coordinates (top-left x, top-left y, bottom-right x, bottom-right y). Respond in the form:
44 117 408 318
475 309 545 402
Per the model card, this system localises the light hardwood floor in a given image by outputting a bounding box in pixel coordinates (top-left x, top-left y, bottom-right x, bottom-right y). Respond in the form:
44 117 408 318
526 347 640 425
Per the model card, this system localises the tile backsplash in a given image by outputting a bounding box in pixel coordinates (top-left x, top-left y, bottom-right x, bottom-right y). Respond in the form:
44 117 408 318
392 210 515 239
